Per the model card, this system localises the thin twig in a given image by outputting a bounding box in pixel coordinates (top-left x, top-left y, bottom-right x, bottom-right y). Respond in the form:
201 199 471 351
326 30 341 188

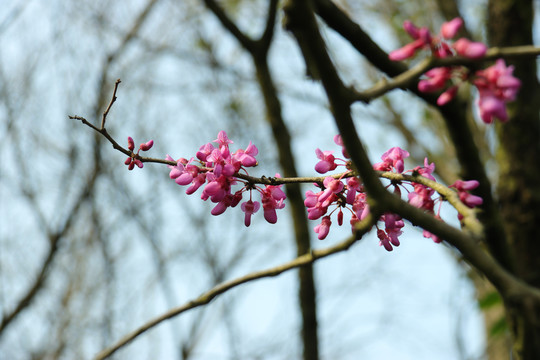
93 213 377 360
101 79 121 129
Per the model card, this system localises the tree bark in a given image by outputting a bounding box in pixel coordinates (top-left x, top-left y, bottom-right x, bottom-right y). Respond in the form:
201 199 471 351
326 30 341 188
488 0 540 358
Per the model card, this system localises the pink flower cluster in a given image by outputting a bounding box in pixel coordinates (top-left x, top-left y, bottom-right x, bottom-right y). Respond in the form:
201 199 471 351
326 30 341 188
389 18 487 62
128 131 484 251
306 137 482 251
473 59 521 123
166 131 286 226
390 18 520 123
125 137 154 170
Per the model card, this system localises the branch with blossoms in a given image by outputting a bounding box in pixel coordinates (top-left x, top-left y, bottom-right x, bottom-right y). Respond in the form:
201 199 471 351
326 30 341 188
71 13 538 254
72 86 484 253
353 17 539 124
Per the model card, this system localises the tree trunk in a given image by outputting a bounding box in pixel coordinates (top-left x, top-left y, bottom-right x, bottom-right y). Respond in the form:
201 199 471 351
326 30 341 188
488 0 540 358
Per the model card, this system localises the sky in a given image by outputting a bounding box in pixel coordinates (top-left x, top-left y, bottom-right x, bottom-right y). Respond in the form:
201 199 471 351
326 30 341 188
4 0 536 358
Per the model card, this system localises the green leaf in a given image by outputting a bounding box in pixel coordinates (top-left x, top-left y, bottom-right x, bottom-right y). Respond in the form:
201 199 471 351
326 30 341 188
479 291 502 309
489 317 508 337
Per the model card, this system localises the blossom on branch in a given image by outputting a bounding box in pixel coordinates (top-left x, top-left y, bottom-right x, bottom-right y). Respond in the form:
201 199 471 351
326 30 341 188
389 18 522 122
166 131 285 226
473 59 521 123
125 136 153 170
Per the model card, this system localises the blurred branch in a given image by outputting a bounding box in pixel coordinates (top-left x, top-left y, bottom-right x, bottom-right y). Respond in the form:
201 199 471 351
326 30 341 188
313 0 514 272
353 46 540 103
186 2 320 359
94 213 377 360
0 164 97 335
282 0 540 315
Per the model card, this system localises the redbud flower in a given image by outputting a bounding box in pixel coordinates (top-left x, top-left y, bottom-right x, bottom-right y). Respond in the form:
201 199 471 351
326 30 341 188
418 67 452 93
140 140 154 151
319 177 344 203
440 18 463 39
473 59 521 123
453 38 487 59
389 40 426 61
373 147 410 173
261 174 286 224
127 136 135 151
314 216 332 240
333 134 350 158
314 149 338 173
437 85 458 106
125 136 153 170
450 180 483 208
214 130 234 148
241 200 260 227
234 141 258 167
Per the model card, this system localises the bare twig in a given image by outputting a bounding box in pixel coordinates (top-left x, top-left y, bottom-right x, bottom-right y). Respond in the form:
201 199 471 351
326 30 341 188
93 213 377 360
101 79 121 129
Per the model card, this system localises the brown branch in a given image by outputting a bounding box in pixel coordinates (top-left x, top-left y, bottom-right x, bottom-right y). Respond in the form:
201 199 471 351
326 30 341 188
73 81 480 230
101 79 121 128
202 0 255 51
279 1 540 310
313 0 514 272
0 163 98 335
353 45 540 103
93 213 378 360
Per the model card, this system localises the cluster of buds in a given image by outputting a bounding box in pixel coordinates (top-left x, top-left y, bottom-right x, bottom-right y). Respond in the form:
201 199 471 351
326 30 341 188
305 136 482 251
165 131 286 226
124 132 484 251
125 137 154 170
390 17 520 123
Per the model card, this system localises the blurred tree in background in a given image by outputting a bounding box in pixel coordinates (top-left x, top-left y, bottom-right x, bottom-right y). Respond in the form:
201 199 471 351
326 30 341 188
0 0 538 359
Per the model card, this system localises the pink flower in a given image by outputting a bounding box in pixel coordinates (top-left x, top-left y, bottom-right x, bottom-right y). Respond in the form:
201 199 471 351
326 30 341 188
196 143 215 162
389 39 426 61
453 38 487 59
314 216 332 240
333 134 349 158
314 149 337 173
408 181 435 212
440 18 463 39
140 140 154 151
377 214 403 252
127 136 135 151
473 59 521 123
125 136 153 170
261 174 286 224
373 147 410 173
450 180 483 208
241 200 260 227
304 190 327 220
437 85 458 105
234 141 258 167
346 177 361 204
214 130 234 148
211 192 242 216
477 95 508 123
413 157 436 181
318 177 344 203
418 67 452 93
203 174 232 202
